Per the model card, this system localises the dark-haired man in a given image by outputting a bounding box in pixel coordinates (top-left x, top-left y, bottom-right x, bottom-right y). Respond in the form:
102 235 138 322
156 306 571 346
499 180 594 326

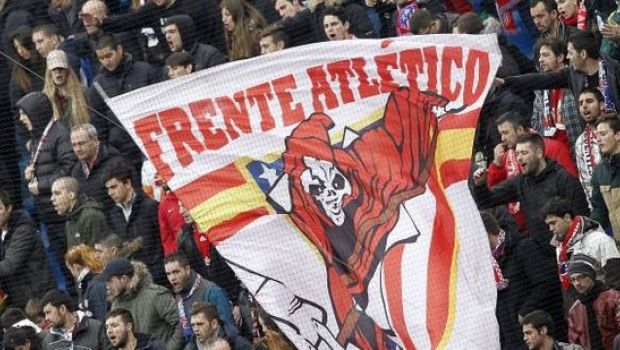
259 25 288 55
105 308 165 350
165 52 194 79
323 7 355 41
529 0 579 43
186 303 250 350
522 310 582 349
575 88 605 204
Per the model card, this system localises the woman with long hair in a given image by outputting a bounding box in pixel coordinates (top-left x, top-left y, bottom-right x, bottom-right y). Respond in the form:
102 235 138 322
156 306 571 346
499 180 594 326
65 244 108 321
9 26 46 110
220 0 267 60
42 50 90 129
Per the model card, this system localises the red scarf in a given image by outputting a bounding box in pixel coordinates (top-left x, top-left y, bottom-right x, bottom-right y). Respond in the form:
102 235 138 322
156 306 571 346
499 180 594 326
560 14 578 26
557 216 584 289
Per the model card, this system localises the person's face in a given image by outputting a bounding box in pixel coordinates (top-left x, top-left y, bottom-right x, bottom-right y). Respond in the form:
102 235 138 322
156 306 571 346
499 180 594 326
19 109 33 132
166 64 192 79
0 202 12 230
165 261 192 292
80 1 105 35
324 15 350 41
105 178 132 204
94 243 117 266
497 122 522 149
50 182 74 216
13 39 31 60
538 45 563 72
32 32 59 58
579 92 604 124
516 142 543 175
51 67 68 86
191 313 219 343
96 46 123 72
275 0 297 18
530 3 556 34
105 315 131 348
71 129 99 162
43 303 66 328
522 324 545 350
567 42 586 71
259 36 282 55
164 24 183 52
596 122 620 155
571 273 596 294
544 214 572 240
179 203 194 224
106 275 129 299
222 8 235 32
556 0 577 18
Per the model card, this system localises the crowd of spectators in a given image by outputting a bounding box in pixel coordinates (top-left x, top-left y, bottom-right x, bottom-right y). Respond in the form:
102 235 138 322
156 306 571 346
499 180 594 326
0 0 618 348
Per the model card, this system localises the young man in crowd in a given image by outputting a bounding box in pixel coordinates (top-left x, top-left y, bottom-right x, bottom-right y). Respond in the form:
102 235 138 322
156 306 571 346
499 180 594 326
273 0 317 47
105 308 165 350
186 303 251 350
164 52 194 79
323 7 355 41
259 25 288 55
529 0 579 43
522 310 582 350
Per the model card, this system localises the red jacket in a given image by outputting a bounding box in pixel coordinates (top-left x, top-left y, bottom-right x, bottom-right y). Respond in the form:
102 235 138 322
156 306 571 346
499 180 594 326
568 288 620 350
158 192 210 259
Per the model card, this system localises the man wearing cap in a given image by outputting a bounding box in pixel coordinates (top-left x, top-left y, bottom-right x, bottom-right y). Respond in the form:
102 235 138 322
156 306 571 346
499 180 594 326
567 254 620 350
102 257 183 350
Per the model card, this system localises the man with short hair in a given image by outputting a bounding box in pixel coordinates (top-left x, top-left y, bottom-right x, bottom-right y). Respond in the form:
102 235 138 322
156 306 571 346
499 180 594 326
567 254 620 349
575 88 605 204
32 23 64 59
541 196 619 290
165 52 194 79
529 0 579 43
164 252 235 342
410 8 458 35
273 0 317 47
186 302 251 350
94 234 126 266
105 308 165 350
105 165 165 286
522 310 583 350
323 7 354 41
102 257 182 350
259 25 288 55
51 176 109 248
591 115 620 241
41 289 107 349
163 15 227 72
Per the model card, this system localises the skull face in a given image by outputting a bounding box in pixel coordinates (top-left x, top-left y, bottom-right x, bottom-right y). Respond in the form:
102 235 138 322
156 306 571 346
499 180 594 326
300 156 351 226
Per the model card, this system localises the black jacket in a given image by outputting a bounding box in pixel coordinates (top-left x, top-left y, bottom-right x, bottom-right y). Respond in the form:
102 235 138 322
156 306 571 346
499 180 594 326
15 92 77 220
79 272 109 322
43 315 109 350
474 160 589 238
107 191 166 285
47 0 86 37
164 15 227 71
0 209 55 309
278 9 320 47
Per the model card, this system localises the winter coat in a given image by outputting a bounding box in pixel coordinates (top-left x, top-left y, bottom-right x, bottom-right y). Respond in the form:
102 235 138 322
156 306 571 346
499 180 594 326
474 160 590 238
183 323 252 350
42 314 108 350
47 0 86 37
568 285 620 350
107 190 166 286
495 228 567 348
0 209 55 309
78 271 109 322
278 9 320 47
133 333 167 350
71 144 132 211
15 92 77 221
111 262 183 350
591 153 620 239
503 54 620 112
65 194 110 248
164 15 227 72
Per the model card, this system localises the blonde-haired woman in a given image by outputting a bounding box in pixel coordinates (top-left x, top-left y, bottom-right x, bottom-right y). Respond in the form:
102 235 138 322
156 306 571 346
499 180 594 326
65 244 108 320
220 0 267 60
43 50 90 130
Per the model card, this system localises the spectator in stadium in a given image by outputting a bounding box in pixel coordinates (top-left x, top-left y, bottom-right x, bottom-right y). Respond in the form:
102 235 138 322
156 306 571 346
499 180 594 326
89 34 160 178
531 38 582 155
603 258 620 290
220 0 267 60
313 0 376 40
1 308 42 332
25 298 52 331
410 8 458 35
186 302 251 350
259 25 287 55
591 115 620 240
529 0 579 43
102 257 182 350
105 164 166 286
165 52 194 79
9 26 46 118
164 252 235 341
155 175 184 258
541 196 619 288
575 87 604 204
499 31 620 113
474 133 589 240
32 23 65 59
94 233 144 267
556 0 578 27
567 254 620 349
65 244 109 321
323 7 356 41
163 15 227 71
105 308 166 350
601 6 620 62
41 289 108 350
70 123 130 211
521 310 581 350
42 50 90 130
272 0 317 47
4 326 43 350
51 176 109 248
16 91 77 290
48 0 85 36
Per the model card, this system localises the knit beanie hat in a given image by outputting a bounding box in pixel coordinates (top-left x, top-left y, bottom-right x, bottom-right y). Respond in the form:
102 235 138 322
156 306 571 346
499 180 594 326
567 254 598 280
